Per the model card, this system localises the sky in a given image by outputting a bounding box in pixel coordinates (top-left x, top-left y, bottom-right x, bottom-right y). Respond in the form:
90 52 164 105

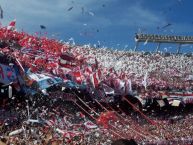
1 0 193 52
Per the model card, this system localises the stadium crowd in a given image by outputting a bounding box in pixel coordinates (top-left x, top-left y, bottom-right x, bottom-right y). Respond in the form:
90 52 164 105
1 95 193 144
1 23 193 144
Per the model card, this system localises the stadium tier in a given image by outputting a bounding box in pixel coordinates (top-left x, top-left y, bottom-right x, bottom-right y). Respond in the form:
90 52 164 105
1 26 193 144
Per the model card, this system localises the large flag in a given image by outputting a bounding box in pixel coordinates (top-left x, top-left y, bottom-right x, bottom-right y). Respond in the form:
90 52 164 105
59 52 76 69
7 19 16 30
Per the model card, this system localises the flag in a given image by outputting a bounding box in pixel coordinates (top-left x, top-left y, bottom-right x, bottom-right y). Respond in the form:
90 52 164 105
90 71 100 88
72 71 82 84
7 19 16 30
172 100 181 107
59 53 76 69
84 121 97 129
157 100 165 107
85 66 92 75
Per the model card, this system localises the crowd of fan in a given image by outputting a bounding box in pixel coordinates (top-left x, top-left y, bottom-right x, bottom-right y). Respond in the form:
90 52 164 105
1 27 193 144
0 95 113 145
1 27 193 92
79 47 193 90
2 94 193 144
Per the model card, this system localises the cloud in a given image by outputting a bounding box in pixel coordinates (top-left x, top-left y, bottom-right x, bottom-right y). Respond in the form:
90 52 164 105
1 0 109 22
1 0 192 49
162 22 193 34
117 3 166 28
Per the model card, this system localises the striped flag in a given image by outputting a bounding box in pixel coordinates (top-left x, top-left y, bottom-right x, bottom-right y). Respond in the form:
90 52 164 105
84 66 92 76
59 53 76 69
90 71 100 88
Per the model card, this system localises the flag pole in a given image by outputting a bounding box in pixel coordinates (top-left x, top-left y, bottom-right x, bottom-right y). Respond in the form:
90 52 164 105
72 101 123 139
94 98 156 140
123 96 157 125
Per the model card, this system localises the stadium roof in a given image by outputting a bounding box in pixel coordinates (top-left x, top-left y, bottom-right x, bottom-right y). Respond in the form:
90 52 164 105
135 34 193 44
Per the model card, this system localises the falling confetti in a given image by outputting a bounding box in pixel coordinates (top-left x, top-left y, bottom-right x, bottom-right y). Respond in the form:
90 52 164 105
81 7 85 14
162 23 172 29
67 6 73 11
0 5 3 19
40 25 46 29
88 11 95 16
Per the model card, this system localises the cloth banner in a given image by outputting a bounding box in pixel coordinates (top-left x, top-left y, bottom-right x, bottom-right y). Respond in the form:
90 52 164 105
172 100 181 107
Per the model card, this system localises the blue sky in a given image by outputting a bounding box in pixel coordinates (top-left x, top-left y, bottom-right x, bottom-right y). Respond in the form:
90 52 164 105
1 0 193 52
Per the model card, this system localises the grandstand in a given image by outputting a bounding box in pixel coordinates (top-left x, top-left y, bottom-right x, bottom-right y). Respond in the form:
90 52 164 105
1 25 193 144
135 33 193 53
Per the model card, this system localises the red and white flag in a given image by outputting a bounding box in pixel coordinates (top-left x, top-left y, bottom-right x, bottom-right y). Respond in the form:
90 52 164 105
90 71 100 88
59 52 76 69
7 19 16 30
85 66 92 76
72 71 82 84
84 121 97 129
